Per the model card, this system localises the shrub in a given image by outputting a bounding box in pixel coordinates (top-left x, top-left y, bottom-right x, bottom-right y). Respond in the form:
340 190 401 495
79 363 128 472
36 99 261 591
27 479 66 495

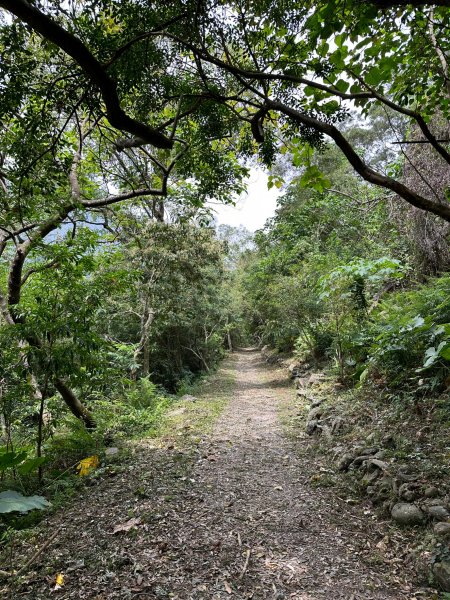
367 275 450 388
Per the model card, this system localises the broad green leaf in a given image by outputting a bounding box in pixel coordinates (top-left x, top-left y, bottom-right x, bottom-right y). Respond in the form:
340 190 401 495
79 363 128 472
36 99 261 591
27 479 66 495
0 490 51 513
438 342 450 361
0 450 28 472
334 79 349 93
365 67 383 87
18 456 47 475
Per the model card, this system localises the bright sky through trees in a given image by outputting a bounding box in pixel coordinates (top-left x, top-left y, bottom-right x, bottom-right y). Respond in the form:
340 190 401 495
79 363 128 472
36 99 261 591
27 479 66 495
210 169 280 231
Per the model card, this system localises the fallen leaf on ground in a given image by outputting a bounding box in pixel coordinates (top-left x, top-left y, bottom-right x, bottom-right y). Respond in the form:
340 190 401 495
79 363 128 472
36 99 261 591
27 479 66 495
224 580 232 594
53 573 64 591
112 517 141 534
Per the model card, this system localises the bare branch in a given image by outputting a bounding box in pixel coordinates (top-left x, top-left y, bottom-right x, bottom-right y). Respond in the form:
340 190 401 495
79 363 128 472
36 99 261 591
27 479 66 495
348 69 450 165
21 259 59 286
82 187 165 209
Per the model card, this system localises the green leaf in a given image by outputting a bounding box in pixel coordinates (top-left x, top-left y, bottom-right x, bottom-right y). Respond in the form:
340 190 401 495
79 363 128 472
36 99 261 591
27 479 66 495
299 165 331 193
334 79 349 93
0 490 51 514
0 450 28 472
18 456 47 475
438 342 450 361
365 67 383 87
335 33 345 48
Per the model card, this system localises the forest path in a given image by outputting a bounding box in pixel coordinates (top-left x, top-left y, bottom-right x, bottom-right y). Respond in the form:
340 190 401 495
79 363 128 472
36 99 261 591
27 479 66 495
6 350 426 599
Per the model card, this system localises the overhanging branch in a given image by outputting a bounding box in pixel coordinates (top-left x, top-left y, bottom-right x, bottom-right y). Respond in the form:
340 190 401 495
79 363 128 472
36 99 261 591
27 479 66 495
267 99 450 222
0 0 173 150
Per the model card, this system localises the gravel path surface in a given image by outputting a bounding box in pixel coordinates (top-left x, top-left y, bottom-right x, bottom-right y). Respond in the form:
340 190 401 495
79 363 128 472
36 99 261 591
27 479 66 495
3 350 429 599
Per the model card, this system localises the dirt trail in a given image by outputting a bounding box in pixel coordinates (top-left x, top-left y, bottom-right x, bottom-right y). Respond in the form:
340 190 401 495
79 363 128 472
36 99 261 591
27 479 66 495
5 350 427 599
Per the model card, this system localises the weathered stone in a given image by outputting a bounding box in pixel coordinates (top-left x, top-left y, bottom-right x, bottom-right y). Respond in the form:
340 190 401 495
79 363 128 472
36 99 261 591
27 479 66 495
424 486 440 498
434 522 450 537
180 394 197 402
391 503 426 526
288 363 302 379
308 373 326 385
330 416 345 434
403 490 418 502
105 447 119 457
396 468 419 483
357 446 379 457
423 504 450 521
370 482 392 505
350 455 373 469
381 435 396 449
306 419 318 435
362 469 381 487
374 450 387 460
307 406 323 421
337 453 354 472
398 482 420 502
433 561 450 592
366 458 390 472
318 423 332 440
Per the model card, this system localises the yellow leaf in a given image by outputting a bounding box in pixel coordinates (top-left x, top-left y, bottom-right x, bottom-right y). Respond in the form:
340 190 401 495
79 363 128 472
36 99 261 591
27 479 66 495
54 573 64 589
76 455 99 476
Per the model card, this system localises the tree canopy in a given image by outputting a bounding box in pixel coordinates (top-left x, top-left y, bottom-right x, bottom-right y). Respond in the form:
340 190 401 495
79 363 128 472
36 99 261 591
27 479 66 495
1 0 450 220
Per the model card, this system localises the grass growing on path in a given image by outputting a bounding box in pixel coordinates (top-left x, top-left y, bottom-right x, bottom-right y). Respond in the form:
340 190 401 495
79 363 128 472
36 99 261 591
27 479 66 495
152 353 238 447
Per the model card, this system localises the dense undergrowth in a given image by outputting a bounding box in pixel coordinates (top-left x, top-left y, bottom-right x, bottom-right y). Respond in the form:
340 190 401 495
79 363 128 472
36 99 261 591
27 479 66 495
238 142 450 402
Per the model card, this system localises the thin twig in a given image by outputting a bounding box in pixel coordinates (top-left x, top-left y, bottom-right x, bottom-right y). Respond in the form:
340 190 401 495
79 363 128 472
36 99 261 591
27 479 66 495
238 548 251 580
13 527 62 579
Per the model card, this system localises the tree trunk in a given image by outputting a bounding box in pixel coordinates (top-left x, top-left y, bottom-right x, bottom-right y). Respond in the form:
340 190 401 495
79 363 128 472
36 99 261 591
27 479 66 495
142 342 150 378
134 306 155 377
227 330 233 352
54 378 96 429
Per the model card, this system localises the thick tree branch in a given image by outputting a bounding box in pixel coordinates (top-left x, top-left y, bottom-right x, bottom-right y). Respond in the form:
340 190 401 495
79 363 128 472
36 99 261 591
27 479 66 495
21 260 59 286
349 69 450 165
8 207 72 307
7 186 167 306
127 31 373 101
167 31 450 168
82 187 165 209
115 101 203 150
54 379 95 429
267 99 450 222
0 0 173 149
